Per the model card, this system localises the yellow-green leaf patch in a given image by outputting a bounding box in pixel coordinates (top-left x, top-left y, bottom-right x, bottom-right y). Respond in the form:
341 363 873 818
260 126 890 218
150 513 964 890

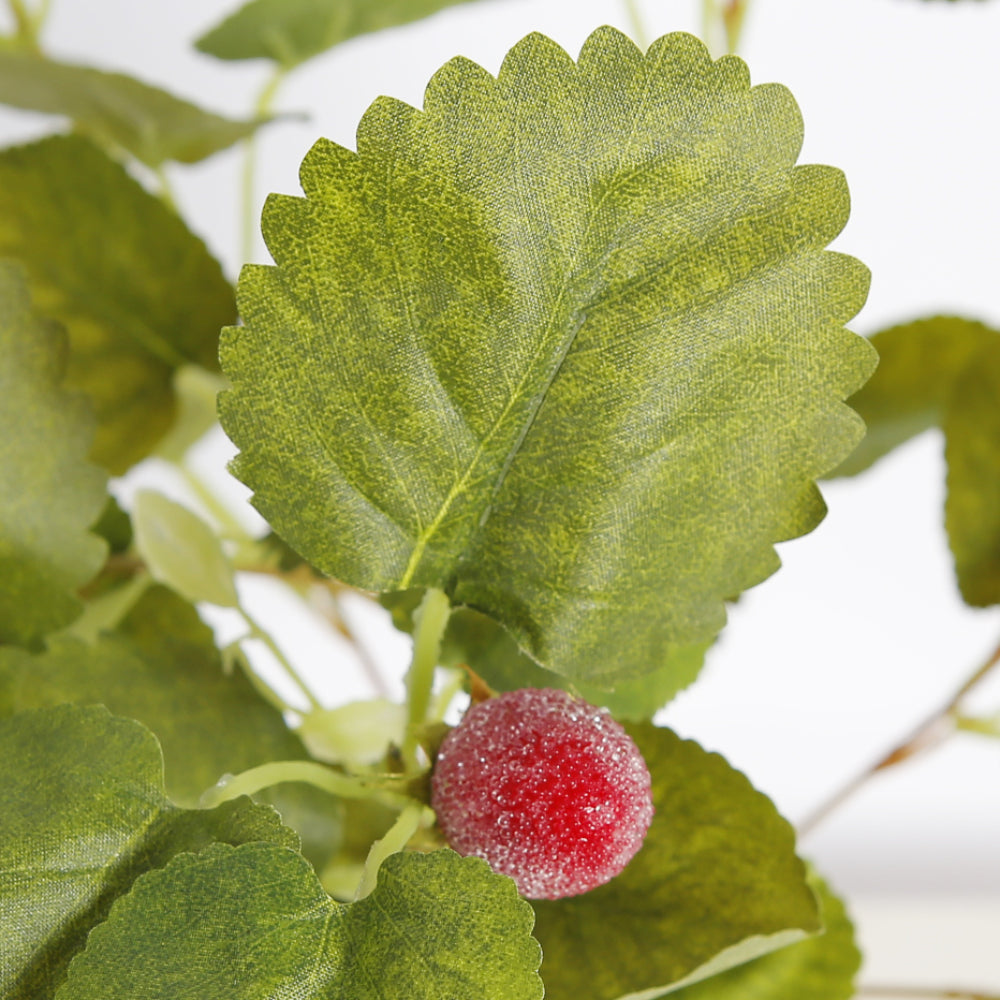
221 28 874 687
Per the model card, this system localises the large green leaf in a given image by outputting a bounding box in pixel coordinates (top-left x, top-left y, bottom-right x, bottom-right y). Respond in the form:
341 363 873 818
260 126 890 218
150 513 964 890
221 28 874 686
57 845 542 999
671 871 860 1000
530 725 820 1000
196 0 487 70
0 135 236 473
0 263 107 647
0 585 344 867
0 704 296 1000
833 316 999 477
0 50 266 168
944 338 1000 606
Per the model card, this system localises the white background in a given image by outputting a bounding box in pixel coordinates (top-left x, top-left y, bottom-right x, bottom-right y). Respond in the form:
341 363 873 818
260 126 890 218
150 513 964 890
2 0 999 990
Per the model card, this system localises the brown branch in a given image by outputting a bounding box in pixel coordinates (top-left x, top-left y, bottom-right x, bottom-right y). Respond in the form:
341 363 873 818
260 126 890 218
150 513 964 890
799 634 1000 838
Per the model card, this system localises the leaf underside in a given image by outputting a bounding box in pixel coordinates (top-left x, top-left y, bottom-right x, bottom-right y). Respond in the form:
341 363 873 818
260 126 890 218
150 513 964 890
670 870 860 1000
530 725 820 1000
0 50 265 167
221 28 874 687
0 263 107 646
0 135 235 473
56 847 543 1000
196 0 487 69
0 705 296 1000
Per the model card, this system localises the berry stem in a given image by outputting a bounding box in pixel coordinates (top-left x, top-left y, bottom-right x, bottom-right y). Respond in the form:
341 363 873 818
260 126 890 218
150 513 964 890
402 587 451 772
799 633 1000 837
200 759 412 809
354 802 425 899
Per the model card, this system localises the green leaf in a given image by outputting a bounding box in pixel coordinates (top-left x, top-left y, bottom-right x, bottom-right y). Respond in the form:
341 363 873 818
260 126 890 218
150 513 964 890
832 316 999 477
944 338 1000 606
530 724 820 1000
670 871 860 1000
0 585 344 867
0 704 296 1000
0 262 107 647
0 50 266 167
196 0 488 70
386 590 708 717
132 491 240 607
57 846 543 1000
221 29 874 687
0 135 236 474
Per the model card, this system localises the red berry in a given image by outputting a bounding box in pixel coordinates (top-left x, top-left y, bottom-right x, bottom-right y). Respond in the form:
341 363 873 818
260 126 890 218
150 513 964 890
430 688 654 900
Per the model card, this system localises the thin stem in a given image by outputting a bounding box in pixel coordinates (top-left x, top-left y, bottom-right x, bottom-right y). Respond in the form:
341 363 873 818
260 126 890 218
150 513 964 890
799 634 1000 838
177 462 250 544
240 66 286 264
858 987 1000 1000
310 583 393 698
622 0 649 51
355 802 424 899
722 0 751 54
240 605 323 711
401 588 451 772
6 0 36 48
701 0 717 55
201 759 411 809
153 164 178 212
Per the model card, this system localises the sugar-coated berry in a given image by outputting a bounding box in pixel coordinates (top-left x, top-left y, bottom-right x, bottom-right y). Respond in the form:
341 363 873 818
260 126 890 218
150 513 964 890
430 688 654 900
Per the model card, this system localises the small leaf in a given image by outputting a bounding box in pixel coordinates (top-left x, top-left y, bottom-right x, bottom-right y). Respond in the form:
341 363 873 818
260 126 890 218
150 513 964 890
530 725 820 1000
0 50 266 167
0 262 107 646
0 585 344 867
944 338 1000 606
132 491 239 607
670 870 860 1000
0 135 236 473
0 704 296 1000
221 29 874 688
388 591 709 717
196 0 488 70
832 316 999 477
57 846 543 1000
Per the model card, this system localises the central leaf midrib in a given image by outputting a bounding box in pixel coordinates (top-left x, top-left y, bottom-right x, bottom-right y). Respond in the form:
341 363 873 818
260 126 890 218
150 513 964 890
399 47 663 589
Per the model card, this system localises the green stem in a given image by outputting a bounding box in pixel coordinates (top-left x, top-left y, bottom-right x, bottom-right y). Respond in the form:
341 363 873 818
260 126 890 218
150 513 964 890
177 462 249 544
355 802 425 899
240 605 323 711
6 0 36 48
430 667 466 723
201 759 411 809
622 0 649 51
152 164 178 212
240 66 286 264
402 588 451 771
722 0 751 54
701 0 718 56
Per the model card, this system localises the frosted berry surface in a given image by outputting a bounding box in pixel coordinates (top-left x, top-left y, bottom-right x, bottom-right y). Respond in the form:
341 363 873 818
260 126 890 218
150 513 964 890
430 688 654 900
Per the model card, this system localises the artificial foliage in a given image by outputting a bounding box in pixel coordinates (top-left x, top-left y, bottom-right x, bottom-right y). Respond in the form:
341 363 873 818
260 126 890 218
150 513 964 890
1 1 998 998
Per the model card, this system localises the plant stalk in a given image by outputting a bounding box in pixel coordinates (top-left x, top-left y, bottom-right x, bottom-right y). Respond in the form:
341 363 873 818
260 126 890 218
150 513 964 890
354 802 424 899
622 0 649 51
201 759 411 809
240 605 323 711
401 587 451 771
240 66 286 264
799 635 1000 837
